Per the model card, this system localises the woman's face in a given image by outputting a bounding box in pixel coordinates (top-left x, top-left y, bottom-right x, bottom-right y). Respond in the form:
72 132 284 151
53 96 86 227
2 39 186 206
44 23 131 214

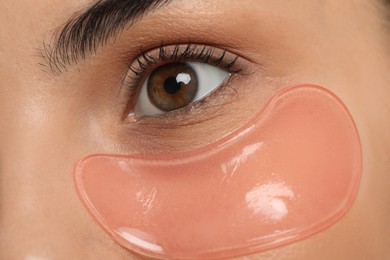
0 0 389 259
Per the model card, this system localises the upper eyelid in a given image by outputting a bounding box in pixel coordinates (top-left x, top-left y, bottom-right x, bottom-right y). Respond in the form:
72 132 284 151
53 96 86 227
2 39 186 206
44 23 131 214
127 43 244 80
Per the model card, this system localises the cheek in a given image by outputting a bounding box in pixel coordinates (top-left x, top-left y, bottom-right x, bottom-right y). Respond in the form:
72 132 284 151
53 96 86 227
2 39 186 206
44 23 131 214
74 85 362 259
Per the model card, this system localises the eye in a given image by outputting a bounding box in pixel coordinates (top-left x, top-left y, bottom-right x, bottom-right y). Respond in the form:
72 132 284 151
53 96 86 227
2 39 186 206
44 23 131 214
134 62 230 117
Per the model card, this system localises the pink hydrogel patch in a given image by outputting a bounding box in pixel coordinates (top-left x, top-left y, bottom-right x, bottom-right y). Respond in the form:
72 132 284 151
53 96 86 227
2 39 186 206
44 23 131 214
74 85 362 259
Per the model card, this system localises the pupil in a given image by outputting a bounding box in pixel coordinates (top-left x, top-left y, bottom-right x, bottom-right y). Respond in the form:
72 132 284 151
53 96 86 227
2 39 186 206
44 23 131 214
147 62 198 112
164 77 182 94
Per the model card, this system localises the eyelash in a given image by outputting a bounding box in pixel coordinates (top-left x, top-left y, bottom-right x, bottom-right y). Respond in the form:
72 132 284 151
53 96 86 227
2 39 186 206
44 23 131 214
124 43 245 108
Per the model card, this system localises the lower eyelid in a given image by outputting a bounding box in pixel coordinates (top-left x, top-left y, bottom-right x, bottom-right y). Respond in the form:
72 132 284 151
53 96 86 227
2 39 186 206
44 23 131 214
132 74 241 126
120 73 270 152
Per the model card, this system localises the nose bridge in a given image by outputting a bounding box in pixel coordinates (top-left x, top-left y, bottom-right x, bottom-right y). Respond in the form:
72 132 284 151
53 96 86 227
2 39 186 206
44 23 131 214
0 90 88 258
0 120 67 218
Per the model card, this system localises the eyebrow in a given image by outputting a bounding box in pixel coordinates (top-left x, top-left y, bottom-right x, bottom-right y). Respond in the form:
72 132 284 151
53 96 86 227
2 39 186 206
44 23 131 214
42 0 172 74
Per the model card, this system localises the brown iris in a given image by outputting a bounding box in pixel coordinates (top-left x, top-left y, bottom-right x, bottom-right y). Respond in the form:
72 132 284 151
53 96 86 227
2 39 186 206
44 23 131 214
147 63 198 112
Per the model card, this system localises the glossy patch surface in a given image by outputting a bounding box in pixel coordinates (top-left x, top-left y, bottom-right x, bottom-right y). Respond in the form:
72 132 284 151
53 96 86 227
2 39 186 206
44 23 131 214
75 85 362 259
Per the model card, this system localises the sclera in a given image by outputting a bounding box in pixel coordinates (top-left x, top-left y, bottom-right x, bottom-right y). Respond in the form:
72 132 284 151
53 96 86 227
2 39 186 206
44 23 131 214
74 85 362 259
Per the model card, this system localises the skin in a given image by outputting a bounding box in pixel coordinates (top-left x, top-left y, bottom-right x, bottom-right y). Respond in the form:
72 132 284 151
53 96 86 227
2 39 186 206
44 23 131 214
0 0 389 259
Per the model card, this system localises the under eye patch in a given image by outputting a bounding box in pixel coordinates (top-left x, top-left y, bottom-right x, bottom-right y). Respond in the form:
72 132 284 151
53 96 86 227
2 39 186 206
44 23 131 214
74 85 362 259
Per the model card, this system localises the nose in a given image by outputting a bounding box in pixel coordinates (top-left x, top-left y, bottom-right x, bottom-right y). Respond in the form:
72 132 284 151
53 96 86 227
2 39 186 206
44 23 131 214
0 101 86 258
0 93 131 259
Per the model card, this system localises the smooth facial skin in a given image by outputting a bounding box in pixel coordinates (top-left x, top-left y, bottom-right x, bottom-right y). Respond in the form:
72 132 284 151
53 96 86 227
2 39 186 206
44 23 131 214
0 0 389 259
